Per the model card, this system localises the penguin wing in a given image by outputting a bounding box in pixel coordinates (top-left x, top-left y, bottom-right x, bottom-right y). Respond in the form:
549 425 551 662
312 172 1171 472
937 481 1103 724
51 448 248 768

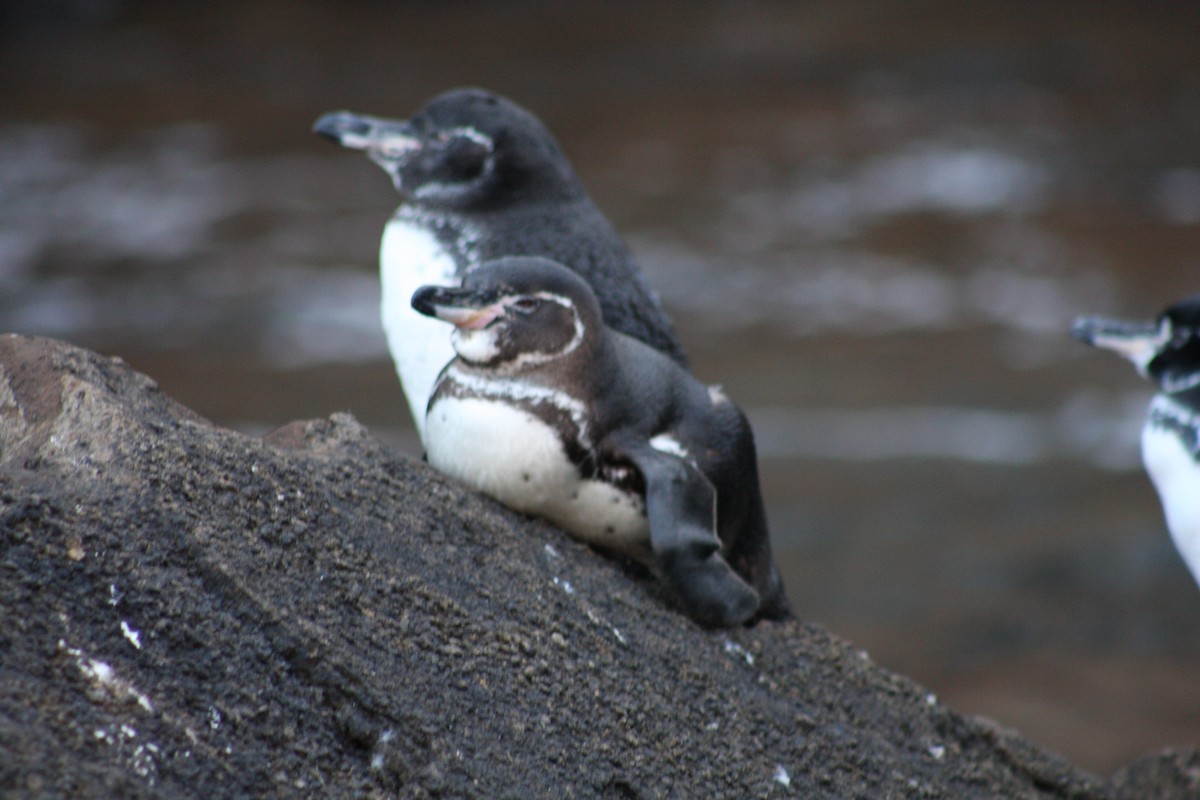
609 433 758 627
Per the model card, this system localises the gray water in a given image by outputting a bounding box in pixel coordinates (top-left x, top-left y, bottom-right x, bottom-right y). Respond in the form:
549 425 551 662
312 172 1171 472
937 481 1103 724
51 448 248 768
3 0 1199 773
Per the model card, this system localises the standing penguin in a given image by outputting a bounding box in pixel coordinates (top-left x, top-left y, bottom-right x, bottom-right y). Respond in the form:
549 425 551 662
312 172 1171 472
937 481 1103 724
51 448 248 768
314 88 685 437
411 256 792 627
1073 295 1200 589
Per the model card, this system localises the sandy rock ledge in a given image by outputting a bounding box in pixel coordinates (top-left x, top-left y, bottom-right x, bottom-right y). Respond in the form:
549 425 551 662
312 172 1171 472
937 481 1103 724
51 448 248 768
0 334 1195 799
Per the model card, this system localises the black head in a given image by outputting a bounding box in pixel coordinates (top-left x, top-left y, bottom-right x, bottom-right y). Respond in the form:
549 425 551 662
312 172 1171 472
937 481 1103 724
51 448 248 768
1073 294 1200 402
411 256 603 370
314 88 583 210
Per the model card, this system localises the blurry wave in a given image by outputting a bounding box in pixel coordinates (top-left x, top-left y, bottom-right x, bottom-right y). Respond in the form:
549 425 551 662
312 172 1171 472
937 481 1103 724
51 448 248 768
748 388 1150 470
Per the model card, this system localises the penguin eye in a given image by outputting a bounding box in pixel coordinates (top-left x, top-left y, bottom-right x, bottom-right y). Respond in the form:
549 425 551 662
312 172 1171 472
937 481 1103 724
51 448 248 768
510 297 541 315
438 137 489 179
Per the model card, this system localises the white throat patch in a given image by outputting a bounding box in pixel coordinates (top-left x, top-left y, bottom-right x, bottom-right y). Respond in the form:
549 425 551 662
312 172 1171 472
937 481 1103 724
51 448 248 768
451 326 502 364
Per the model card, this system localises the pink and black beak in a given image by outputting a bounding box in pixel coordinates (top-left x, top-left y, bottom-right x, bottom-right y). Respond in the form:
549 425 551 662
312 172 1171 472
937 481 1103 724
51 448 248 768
411 285 505 330
1071 314 1166 374
313 111 421 184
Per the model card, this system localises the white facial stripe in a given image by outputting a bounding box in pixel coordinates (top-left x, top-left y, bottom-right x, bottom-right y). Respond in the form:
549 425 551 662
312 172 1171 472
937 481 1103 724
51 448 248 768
537 293 585 356
446 126 494 151
481 293 585 371
444 292 582 369
530 292 584 358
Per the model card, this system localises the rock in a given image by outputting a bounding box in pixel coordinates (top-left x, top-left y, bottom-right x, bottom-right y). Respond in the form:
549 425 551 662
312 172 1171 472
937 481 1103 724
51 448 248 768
1109 749 1200 800
0 334 1189 798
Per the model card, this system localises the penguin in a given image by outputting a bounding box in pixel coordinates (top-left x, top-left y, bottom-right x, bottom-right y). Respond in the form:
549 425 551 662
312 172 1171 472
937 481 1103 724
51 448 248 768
1072 295 1200 589
410 256 792 627
313 88 686 437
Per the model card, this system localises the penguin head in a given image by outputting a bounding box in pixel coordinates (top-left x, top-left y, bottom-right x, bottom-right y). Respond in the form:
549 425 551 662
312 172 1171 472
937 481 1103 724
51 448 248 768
1073 295 1200 401
412 257 602 370
314 88 583 209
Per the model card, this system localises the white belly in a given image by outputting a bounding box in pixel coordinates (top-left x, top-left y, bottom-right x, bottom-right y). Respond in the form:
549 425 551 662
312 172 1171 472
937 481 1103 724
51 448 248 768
1141 419 1200 587
425 396 650 558
379 217 460 439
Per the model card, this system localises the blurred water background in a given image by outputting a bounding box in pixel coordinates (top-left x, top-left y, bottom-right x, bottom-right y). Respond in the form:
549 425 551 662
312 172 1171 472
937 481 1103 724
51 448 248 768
2 0 1198 774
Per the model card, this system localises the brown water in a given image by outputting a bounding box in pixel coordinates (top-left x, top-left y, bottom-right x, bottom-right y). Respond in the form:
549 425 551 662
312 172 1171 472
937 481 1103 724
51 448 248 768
3 0 1199 774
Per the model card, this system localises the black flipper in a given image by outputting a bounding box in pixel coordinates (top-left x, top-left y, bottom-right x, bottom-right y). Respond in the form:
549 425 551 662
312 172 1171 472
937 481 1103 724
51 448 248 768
618 440 760 627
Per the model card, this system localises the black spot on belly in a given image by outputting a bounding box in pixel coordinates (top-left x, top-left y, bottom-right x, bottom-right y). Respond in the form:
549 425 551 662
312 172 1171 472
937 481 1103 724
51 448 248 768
605 525 615 534
522 472 531 482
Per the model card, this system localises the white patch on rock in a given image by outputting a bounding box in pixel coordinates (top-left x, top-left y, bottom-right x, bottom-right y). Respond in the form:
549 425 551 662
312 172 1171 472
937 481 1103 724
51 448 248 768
120 620 142 649
585 608 629 646
61 640 154 712
722 637 755 666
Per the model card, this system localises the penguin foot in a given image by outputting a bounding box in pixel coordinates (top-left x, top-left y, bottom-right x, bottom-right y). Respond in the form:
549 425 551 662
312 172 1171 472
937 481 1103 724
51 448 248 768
662 552 760 628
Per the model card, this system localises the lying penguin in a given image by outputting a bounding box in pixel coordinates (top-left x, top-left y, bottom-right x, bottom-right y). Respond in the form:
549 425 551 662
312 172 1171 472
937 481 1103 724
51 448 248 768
412 256 792 626
1073 295 1200 589
314 88 685 438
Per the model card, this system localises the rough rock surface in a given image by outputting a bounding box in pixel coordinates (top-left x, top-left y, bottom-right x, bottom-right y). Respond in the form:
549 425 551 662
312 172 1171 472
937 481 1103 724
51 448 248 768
0 334 1195 799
